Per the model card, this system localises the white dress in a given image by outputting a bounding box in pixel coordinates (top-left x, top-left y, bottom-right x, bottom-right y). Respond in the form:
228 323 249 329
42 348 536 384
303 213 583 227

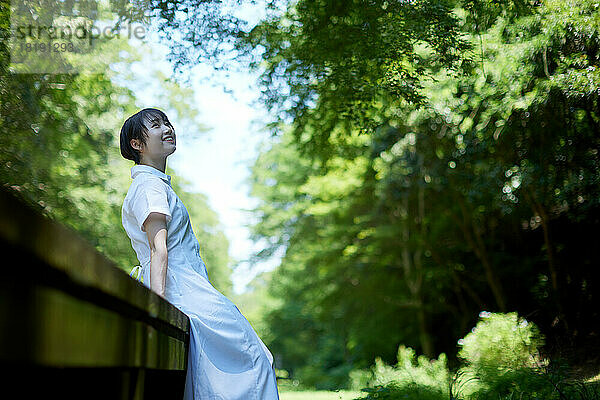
122 165 279 400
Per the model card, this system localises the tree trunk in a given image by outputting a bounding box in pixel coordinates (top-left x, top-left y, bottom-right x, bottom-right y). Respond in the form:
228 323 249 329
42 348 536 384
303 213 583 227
523 190 567 330
399 185 435 358
454 195 507 311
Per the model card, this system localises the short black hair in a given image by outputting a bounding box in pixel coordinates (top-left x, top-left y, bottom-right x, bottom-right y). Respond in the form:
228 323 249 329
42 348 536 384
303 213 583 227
120 108 171 164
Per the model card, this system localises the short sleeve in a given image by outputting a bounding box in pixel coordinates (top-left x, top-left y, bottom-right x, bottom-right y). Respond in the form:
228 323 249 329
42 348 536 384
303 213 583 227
130 178 172 232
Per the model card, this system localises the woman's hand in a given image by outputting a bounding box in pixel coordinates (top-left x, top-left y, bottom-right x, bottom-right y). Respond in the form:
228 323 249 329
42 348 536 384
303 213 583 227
143 212 168 297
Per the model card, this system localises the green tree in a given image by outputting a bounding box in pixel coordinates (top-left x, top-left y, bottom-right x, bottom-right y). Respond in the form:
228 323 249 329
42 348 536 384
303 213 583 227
246 0 599 387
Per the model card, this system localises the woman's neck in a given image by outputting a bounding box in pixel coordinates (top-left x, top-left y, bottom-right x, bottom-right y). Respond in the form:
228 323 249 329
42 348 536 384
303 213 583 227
139 157 166 173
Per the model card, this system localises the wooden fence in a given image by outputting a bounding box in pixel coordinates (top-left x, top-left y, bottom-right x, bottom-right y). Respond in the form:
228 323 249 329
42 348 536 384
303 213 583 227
0 187 190 399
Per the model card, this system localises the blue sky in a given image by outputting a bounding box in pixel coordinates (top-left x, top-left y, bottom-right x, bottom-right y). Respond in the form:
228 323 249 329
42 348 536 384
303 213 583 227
170 70 277 295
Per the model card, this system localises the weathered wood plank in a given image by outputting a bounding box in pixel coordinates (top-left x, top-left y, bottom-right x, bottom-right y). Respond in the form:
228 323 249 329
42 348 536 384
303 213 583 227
0 187 189 335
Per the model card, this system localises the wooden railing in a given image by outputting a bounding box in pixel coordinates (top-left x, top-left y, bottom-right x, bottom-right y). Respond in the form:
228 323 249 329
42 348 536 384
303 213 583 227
0 187 190 400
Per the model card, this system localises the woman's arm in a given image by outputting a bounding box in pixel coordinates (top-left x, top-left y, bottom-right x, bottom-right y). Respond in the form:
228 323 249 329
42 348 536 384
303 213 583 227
144 212 168 298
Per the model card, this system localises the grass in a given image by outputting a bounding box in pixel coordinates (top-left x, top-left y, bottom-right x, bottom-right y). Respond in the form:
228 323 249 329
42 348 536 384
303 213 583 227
279 391 362 400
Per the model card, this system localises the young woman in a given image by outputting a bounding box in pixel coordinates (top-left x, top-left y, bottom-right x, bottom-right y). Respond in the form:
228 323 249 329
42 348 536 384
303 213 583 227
120 108 279 399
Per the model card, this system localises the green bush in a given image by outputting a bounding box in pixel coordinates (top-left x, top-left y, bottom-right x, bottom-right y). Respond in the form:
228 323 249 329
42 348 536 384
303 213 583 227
458 312 544 379
356 312 600 400
355 346 450 400
455 311 547 397
349 368 371 391
359 383 449 400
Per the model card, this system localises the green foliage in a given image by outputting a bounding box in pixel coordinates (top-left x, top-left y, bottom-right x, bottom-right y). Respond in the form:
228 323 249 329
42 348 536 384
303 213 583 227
353 346 450 400
359 384 448 400
241 0 600 388
146 0 471 157
458 312 544 381
369 347 449 392
355 313 599 400
455 312 547 398
244 0 470 155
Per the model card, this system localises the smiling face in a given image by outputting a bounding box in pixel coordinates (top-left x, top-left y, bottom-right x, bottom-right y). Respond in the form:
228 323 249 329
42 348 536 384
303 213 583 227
130 112 176 166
